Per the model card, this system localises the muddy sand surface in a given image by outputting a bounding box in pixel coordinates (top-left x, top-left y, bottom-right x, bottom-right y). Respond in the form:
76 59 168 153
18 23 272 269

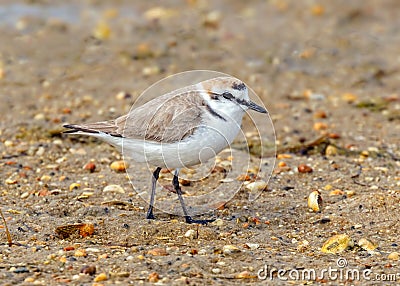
0 1 399 285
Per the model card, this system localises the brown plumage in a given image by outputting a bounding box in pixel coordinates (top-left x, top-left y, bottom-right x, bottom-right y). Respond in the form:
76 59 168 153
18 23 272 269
64 89 208 143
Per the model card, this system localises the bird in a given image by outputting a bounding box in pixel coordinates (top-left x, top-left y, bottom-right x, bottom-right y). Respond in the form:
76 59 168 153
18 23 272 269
63 76 267 224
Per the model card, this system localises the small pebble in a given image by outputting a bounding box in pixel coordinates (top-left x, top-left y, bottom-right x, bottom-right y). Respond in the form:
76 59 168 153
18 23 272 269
329 189 344 196
24 277 35 283
148 272 159 283
235 271 255 279
74 249 87 257
40 175 52 182
93 272 108 282
110 160 128 172
297 240 310 252
184 229 196 239
313 122 328 131
103 184 125 193
358 238 377 253
325 145 337 156
388 252 399 261
212 268 221 274
83 162 96 173
5 178 17 184
203 10 221 29
245 181 267 193
211 219 224 226
81 265 96 275
21 192 30 199
93 22 111 40
342 92 358 103
298 164 313 173
147 248 168 256
245 243 259 250
223 245 241 255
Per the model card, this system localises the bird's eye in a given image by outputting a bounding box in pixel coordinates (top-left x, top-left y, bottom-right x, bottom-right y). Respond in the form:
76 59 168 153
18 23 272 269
222 92 234 100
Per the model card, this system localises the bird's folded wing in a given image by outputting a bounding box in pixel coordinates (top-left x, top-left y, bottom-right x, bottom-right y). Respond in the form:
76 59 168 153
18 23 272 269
116 90 206 143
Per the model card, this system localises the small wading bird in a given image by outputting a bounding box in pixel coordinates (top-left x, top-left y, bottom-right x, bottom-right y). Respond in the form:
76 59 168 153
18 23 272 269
63 77 267 224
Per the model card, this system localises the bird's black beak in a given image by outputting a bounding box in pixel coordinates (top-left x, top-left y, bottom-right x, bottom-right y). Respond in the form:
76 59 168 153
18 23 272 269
245 100 268 113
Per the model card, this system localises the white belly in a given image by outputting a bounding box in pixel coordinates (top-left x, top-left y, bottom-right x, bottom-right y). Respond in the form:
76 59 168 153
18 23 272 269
121 119 242 169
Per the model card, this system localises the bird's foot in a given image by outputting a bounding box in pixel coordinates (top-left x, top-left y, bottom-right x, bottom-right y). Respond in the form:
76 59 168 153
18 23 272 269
146 209 156 220
184 216 215 225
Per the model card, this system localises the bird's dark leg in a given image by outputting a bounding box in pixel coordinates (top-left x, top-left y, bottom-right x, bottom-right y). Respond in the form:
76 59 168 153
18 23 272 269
173 169 214 225
146 167 161 220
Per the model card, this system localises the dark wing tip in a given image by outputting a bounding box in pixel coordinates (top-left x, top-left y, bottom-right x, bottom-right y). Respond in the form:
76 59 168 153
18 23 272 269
62 124 100 134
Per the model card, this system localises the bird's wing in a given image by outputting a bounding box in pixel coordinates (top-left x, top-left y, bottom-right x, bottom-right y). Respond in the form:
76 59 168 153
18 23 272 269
116 90 206 143
64 89 207 144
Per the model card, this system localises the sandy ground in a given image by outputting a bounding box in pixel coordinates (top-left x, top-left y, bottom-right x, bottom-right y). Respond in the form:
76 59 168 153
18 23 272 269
0 1 399 285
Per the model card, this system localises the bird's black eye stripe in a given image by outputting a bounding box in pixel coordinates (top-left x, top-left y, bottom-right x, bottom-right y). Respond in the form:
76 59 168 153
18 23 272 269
222 92 234 100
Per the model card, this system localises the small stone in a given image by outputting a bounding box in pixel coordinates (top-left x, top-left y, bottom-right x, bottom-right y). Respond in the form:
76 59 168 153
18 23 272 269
184 229 196 239
110 160 128 172
24 277 35 283
211 268 221 274
346 190 356 197
297 240 310 252
21 192 30 199
144 6 176 21
115 91 132 100
142 66 160 76
325 145 338 156
245 243 259 250
245 181 267 192
93 272 108 282
329 189 344 196
81 265 96 275
147 248 168 256
83 162 96 173
203 10 221 29
211 219 224 226
4 140 14 147
314 110 327 118
103 184 125 194
358 238 378 253
277 161 287 167
36 146 45 156
93 22 111 40
311 4 325 16
298 164 313 173
148 272 159 283
40 175 52 182
34 113 45 120
342 92 358 103
223 245 241 255
74 249 87 257
63 246 75 251
388 252 399 261
313 122 328 131
134 43 155 60
235 271 256 279
277 153 292 159
5 178 17 185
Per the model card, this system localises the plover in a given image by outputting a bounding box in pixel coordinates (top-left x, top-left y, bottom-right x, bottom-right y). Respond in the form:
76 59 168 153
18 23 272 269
63 76 267 224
